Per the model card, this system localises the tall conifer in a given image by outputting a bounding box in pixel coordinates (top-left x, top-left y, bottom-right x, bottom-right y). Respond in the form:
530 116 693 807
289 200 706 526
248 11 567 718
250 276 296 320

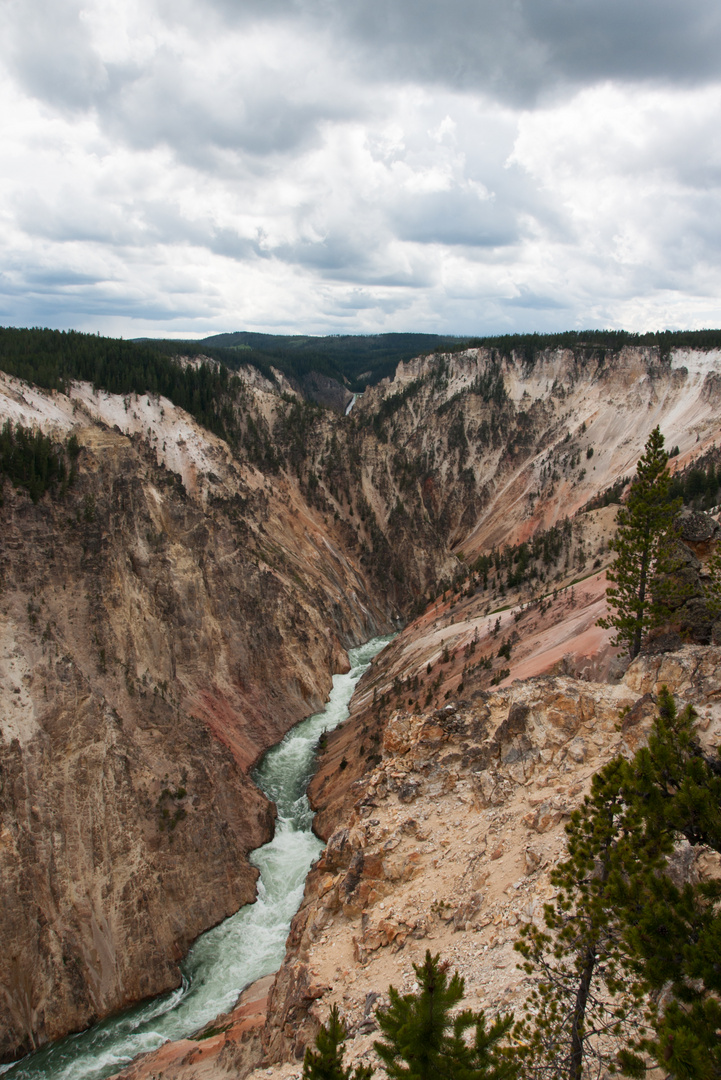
598 426 682 657
617 688 721 1079
515 687 721 1079
514 759 653 1080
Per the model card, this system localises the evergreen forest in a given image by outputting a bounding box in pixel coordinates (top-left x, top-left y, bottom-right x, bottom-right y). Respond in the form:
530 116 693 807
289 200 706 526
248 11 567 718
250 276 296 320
0 421 78 504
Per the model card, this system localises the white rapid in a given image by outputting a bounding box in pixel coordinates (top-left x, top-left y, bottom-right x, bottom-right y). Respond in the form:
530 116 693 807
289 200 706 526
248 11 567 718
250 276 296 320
2 634 392 1080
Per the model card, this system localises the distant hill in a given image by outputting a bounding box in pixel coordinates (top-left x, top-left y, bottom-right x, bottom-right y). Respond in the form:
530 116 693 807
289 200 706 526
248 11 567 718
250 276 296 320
197 331 463 390
168 327 721 391
5 324 721 417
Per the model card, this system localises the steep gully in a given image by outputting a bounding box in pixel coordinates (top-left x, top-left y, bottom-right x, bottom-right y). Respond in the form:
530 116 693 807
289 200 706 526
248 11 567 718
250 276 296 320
3 344 721 1069
1 636 392 1080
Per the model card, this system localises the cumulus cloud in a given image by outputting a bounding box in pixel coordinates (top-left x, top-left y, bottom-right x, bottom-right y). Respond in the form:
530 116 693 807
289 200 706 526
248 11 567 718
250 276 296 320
1 0 721 334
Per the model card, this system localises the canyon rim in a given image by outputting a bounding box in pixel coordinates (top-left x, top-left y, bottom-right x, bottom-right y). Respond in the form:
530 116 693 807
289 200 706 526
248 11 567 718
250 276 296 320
2 332 721 1076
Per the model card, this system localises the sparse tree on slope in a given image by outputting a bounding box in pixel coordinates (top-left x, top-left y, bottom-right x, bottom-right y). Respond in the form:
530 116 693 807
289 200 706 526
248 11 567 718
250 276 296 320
514 758 653 1080
616 687 721 1080
374 951 517 1080
515 687 721 1080
303 1004 373 1080
598 426 683 658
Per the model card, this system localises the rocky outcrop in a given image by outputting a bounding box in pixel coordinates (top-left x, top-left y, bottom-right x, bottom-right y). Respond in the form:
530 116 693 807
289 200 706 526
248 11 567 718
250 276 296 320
678 506 721 552
643 509 721 648
260 646 721 1072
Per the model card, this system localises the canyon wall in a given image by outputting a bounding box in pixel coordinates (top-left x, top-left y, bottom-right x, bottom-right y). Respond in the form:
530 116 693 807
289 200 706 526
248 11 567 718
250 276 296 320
0 386 396 1060
3 340 721 1061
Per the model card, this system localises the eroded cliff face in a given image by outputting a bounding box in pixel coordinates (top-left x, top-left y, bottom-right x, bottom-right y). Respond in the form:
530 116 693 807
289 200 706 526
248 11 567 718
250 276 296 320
0 410 392 1060
4 340 721 1064
349 344 721 559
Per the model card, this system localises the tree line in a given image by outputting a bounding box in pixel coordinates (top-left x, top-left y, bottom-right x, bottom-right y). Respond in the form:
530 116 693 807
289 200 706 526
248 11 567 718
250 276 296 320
0 327 245 447
445 329 721 368
667 455 721 512
0 421 79 504
0 326 463 400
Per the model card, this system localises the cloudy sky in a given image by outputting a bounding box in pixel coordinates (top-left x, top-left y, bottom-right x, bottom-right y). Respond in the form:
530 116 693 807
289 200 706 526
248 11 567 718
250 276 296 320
2 0 721 338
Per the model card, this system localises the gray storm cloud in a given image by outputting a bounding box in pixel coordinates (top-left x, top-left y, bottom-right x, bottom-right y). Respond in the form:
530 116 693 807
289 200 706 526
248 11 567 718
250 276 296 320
1 0 721 335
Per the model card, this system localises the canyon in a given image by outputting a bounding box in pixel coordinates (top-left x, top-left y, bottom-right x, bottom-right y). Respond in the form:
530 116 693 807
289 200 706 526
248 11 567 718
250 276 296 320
2 338 721 1071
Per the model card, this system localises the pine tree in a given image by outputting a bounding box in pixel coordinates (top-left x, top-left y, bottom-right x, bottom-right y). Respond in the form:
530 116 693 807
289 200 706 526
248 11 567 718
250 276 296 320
303 1004 373 1080
598 426 683 658
374 951 517 1080
616 688 721 1079
514 759 653 1080
515 687 721 1080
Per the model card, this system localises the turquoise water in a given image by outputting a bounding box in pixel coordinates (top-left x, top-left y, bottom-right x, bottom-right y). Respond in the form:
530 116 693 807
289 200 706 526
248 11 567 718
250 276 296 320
2 635 392 1080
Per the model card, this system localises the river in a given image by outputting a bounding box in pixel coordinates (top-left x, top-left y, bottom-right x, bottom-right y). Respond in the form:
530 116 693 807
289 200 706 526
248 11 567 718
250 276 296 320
2 634 392 1080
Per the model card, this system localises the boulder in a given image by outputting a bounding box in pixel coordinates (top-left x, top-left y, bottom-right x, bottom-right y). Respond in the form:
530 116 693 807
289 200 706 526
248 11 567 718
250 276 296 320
678 508 721 551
